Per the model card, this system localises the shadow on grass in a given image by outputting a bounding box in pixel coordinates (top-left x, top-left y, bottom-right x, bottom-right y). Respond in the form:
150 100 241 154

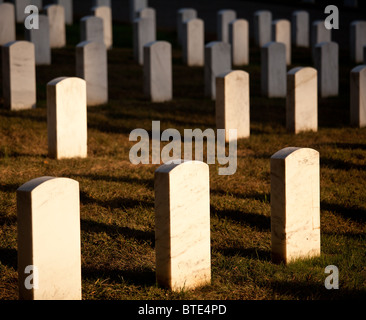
80 191 153 210
270 279 366 300
320 157 366 171
81 219 155 247
82 266 156 287
211 206 270 232
0 248 17 270
321 201 366 223
211 189 270 204
74 173 154 190
216 247 271 261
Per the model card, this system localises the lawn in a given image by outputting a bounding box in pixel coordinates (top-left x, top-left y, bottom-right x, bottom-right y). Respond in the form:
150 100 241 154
0 21 365 300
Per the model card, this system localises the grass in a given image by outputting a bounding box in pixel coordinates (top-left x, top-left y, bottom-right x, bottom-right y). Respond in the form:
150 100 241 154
0 21 365 300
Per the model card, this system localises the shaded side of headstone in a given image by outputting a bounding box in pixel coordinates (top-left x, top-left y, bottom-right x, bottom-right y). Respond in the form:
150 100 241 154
137 7 156 37
129 0 148 22
286 67 318 133
204 41 231 100
54 0 73 25
270 147 321 264
92 0 111 7
80 15 104 44
177 8 197 46
292 11 309 48
92 5 113 49
76 40 108 106
0 3 16 46
45 4 66 48
350 65 366 128
155 160 211 291
11 0 31 23
182 18 204 67
229 19 249 66
311 20 331 57
24 14 51 65
144 41 172 102
217 9 237 43
2 41 36 110
261 41 286 98
350 21 366 63
272 19 291 65
133 17 156 65
47 77 87 159
314 41 339 98
253 10 272 47
216 70 250 142
17 176 82 300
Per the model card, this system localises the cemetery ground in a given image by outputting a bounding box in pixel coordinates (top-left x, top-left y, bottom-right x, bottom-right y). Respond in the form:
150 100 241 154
0 21 365 300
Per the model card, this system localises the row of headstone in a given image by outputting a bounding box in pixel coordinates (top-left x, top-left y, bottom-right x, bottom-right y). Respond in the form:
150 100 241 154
16 146 321 297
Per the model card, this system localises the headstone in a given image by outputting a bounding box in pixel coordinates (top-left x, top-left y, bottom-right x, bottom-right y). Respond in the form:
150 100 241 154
286 67 318 133
253 10 272 47
217 9 237 43
92 0 111 7
272 19 291 65
25 14 51 65
350 21 366 63
144 41 172 102
0 3 16 46
45 4 66 49
229 19 249 66
364 46 366 64
261 41 286 98
47 77 87 159
270 147 321 264
12 0 31 23
177 8 197 46
53 0 73 25
155 160 211 291
91 5 113 49
291 11 309 48
136 7 156 37
314 41 339 97
182 18 204 67
129 0 148 22
204 41 231 100
76 41 108 106
216 70 250 141
133 17 155 65
2 41 36 111
80 16 104 44
350 65 366 128
311 20 331 57
17 176 82 300
30 0 41 7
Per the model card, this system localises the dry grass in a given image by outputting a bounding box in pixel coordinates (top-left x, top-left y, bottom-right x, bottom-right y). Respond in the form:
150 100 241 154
0 22 365 300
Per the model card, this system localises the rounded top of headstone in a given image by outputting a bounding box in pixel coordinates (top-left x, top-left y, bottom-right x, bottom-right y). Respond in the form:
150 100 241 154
351 65 366 73
271 147 319 161
17 176 79 193
47 77 86 88
155 160 209 175
217 69 249 80
287 66 317 76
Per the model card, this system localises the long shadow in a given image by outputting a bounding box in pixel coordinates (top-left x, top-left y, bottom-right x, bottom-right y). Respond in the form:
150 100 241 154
215 247 271 261
81 219 155 247
73 173 154 190
211 189 270 204
317 142 366 151
80 191 154 210
270 279 366 300
82 266 156 287
321 201 366 223
321 157 366 171
211 206 270 232
0 248 17 270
